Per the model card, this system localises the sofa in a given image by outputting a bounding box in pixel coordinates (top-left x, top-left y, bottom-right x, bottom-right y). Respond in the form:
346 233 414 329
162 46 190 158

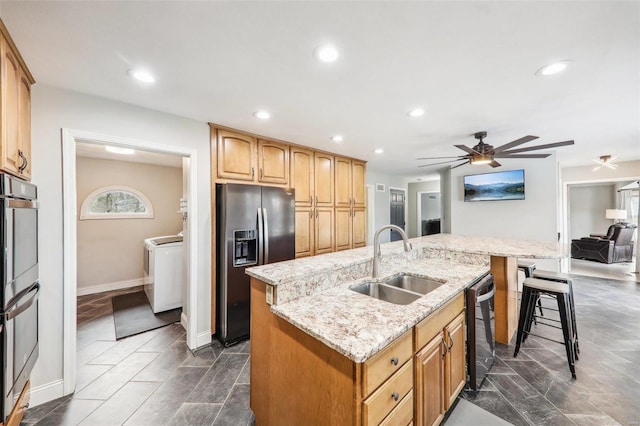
571 223 637 264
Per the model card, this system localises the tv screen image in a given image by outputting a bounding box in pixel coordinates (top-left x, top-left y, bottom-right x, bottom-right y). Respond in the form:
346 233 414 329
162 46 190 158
464 169 525 202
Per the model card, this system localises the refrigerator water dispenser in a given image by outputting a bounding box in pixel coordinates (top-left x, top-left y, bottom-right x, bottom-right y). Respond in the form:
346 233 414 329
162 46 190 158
233 229 257 266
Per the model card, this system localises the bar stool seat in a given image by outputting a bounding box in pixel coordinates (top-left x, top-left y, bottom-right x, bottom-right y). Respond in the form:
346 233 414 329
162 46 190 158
514 277 577 379
532 269 579 356
517 260 536 278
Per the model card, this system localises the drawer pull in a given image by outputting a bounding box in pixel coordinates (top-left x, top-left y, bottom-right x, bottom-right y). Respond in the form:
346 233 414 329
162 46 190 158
390 357 399 366
391 392 400 401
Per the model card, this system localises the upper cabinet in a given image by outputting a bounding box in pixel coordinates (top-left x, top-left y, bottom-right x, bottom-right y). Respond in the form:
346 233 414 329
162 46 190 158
314 153 334 207
257 139 288 184
216 130 257 181
215 129 289 185
290 147 314 207
0 20 35 181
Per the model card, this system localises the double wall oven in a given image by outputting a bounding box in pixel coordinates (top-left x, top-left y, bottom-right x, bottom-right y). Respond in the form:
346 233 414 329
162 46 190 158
0 174 39 420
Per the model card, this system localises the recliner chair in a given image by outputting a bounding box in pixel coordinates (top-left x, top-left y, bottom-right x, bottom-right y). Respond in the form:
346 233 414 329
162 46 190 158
571 223 637 263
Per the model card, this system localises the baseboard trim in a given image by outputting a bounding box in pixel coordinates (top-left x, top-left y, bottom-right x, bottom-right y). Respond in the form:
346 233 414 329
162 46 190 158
26 379 64 407
77 278 145 296
196 330 212 348
180 312 188 331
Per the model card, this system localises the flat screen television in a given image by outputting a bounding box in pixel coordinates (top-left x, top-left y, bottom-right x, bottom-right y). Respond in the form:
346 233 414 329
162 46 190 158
463 169 525 202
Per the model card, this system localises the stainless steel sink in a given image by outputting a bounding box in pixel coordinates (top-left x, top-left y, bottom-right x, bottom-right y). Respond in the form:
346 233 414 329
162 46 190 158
350 282 421 305
384 274 445 295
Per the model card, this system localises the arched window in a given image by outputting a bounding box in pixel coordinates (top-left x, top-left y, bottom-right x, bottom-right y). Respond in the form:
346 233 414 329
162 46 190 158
80 185 154 220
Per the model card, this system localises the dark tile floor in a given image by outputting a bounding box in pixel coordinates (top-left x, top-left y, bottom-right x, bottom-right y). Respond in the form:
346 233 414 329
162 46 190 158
22 273 640 425
460 274 640 426
21 287 253 426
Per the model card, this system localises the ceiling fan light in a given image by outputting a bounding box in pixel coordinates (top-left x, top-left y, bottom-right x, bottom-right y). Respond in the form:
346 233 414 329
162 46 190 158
470 155 493 165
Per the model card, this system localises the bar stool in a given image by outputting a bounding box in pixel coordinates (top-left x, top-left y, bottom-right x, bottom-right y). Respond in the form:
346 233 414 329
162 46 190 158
532 270 579 357
517 260 543 318
514 277 577 379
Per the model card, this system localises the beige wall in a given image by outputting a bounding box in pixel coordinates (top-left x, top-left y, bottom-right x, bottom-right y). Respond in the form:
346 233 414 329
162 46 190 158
77 157 183 292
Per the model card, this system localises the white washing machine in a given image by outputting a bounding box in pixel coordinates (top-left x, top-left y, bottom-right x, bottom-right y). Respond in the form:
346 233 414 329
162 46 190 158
143 235 184 313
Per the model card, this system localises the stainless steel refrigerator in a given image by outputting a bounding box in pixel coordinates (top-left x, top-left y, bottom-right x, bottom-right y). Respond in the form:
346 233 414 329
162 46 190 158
216 183 295 346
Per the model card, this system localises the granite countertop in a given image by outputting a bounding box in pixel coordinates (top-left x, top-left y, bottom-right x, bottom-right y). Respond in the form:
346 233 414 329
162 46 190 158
246 233 566 363
270 258 489 363
246 233 566 286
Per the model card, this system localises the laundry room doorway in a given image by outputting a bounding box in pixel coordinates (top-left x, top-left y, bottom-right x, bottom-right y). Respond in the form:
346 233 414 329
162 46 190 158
61 129 199 396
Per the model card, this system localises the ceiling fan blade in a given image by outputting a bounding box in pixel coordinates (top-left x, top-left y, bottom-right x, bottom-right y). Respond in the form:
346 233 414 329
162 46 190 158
492 135 539 153
455 145 481 155
489 160 501 168
493 153 551 158
417 159 467 167
593 164 604 171
605 163 619 170
450 160 470 169
500 140 574 154
416 156 466 160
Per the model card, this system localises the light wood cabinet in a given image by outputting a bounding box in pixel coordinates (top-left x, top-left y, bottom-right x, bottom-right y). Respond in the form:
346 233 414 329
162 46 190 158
314 153 334 207
0 21 34 181
216 130 257 181
294 207 314 258
334 207 352 252
257 139 288 184
314 207 334 254
290 147 314 206
352 161 366 207
335 156 352 207
352 207 367 248
414 295 466 426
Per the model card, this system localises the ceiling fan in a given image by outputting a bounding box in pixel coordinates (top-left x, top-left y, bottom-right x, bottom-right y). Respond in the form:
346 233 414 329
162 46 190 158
417 131 575 169
592 155 619 171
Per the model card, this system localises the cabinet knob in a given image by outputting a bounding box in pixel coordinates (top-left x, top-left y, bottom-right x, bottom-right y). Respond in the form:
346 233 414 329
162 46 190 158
390 357 399 366
391 392 399 402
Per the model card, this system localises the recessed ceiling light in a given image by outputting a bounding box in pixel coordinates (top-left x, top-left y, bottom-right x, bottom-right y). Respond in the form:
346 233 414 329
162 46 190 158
105 145 135 155
408 108 425 117
314 45 339 63
374 148 384 154
331 135 344 143
253 110 271 120
536 60 571 76
127 68 155 83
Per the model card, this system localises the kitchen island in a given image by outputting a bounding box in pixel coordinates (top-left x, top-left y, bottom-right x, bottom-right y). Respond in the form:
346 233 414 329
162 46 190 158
246 234 564 425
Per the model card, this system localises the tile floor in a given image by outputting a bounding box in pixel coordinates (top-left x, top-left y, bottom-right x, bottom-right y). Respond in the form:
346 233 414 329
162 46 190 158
22 271 640 426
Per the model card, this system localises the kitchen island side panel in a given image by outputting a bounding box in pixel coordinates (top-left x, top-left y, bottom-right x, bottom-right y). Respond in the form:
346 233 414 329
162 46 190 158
250 278 361 425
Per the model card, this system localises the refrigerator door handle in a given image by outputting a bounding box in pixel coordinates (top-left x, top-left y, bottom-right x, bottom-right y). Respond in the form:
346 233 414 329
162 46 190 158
257 208 264 265
262 208 269 264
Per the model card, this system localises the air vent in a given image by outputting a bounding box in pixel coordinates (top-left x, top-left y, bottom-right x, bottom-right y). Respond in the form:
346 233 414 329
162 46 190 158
376 183 385 192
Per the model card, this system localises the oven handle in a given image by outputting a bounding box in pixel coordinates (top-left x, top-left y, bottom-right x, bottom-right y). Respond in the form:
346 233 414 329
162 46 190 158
476 285 495 304
6 199 38 209
6 285 39 321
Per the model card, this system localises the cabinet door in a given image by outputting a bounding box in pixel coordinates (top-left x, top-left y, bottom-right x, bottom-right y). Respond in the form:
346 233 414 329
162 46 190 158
415 332 446 426
290 147 314 207
352 207 367 248
445 312 466 409
258 139 288 184
314 207 334 254
17 70 31 179
334 207 352 251
314 153 334 207
216 130 256 181
352 161 366 207
2 40 20 175
334 156 352 207
294 207 314 258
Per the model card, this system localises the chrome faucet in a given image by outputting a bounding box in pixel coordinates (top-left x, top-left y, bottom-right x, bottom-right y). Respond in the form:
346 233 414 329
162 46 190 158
372 225 412 278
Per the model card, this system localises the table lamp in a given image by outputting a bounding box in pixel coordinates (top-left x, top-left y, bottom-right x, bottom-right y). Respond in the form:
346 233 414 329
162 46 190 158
605 209 627 224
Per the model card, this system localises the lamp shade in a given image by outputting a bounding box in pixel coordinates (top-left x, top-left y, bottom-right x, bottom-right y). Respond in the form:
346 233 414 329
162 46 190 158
605 209 627 220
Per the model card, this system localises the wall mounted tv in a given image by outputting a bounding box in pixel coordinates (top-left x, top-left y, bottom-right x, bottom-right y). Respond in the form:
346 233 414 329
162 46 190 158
463 169 525 202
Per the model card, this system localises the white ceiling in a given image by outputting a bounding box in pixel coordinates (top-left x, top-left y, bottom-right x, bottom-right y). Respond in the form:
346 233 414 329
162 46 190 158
3 1 639 178
76 140 184 168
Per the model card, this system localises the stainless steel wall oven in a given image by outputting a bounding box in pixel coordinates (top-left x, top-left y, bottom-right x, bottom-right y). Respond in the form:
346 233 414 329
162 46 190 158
0 174 39 420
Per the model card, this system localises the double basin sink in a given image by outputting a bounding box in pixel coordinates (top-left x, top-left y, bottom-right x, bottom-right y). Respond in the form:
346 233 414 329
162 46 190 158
350 274 445 305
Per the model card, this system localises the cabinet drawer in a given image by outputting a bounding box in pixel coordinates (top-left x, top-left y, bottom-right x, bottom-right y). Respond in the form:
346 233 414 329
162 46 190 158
379 389 413 426
362 330 413 396
363 360 413 426
414 293 464 350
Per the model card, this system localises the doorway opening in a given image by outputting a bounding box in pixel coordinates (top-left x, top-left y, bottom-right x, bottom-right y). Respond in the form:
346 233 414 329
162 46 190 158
61 129 200 395
389 187 406 241
416 191 441 236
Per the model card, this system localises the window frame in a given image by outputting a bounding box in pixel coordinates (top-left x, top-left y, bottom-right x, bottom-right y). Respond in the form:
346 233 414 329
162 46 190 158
79 185 154 220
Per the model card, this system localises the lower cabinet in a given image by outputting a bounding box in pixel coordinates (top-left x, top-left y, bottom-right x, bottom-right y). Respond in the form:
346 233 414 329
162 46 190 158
335 207 367 252
414 295 466 426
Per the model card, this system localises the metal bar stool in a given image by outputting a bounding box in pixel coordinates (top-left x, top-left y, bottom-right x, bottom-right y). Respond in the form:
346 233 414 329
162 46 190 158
517 260 543 318
532 270 579 357
514 277 577 379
